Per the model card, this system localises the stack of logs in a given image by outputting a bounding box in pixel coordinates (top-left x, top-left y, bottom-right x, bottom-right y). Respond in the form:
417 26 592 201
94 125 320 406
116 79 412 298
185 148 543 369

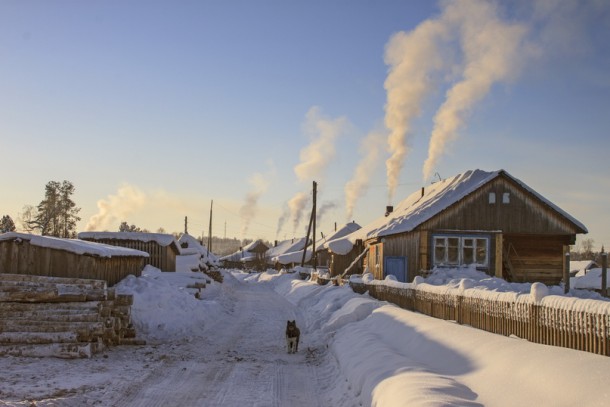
0 273 144 359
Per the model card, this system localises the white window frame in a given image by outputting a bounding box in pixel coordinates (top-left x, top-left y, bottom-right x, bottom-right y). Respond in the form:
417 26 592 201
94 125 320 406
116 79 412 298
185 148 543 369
433 235 489 267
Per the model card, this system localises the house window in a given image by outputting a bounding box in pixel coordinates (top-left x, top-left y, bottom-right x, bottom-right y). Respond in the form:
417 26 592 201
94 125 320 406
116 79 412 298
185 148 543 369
433 235 489 267
489 192 496 204
502 192 510 204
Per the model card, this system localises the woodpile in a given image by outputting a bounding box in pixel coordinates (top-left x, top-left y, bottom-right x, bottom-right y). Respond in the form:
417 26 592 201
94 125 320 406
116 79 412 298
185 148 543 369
0 273 144 359
204 269 223 283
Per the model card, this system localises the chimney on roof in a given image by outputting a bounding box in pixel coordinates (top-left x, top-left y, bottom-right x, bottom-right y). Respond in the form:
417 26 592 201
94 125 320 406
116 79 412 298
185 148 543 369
274 240 278 247
385 206 393 217
421 187 425 197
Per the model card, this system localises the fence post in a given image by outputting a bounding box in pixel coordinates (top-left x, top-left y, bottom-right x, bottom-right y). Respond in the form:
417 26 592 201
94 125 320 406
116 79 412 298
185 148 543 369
602 248 608 298
564 252 570 294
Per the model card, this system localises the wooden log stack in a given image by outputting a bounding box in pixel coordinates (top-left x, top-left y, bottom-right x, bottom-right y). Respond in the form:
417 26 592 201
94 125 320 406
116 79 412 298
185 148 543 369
0 273 145 359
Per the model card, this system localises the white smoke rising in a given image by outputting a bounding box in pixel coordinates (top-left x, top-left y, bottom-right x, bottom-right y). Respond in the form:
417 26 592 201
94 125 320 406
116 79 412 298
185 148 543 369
344 129 385 221
239 163 274 238
422 0 528 180
316 201 336 227
294 106 348 182
85 184 147 231
278 107 348 237
384 18 448 204
288 191 310 235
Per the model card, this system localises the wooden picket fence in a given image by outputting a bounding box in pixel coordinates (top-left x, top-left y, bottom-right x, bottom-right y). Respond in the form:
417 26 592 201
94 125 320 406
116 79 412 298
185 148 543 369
350 282 610 357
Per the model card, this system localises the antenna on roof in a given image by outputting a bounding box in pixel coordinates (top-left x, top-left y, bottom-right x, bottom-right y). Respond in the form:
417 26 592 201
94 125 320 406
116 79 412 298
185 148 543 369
433 172 442 183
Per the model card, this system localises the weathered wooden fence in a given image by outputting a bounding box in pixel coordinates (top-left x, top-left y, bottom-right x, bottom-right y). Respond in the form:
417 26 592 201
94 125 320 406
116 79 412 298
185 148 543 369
350 281 610 357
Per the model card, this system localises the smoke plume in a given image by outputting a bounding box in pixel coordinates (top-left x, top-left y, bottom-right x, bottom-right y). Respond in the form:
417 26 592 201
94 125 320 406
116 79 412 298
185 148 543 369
316 201 337 227
344 129 385 221
384 18 448 203
86 184 147 231
294 106 348 182
278 107 348 237
239 162 274 238
288 191 310 235
422 0 528 180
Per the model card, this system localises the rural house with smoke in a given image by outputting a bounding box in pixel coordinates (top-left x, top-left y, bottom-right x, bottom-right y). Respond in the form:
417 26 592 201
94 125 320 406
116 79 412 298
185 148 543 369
334 169 587 285
78 232 181 272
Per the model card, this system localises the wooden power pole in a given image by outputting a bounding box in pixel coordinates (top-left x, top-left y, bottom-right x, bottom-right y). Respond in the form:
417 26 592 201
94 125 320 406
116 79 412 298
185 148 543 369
301 181 317 271
208 200 213 253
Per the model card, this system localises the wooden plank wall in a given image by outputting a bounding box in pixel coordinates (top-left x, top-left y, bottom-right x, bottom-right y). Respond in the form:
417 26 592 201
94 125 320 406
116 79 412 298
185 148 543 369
504 234 566 285
351 281 609 357
0 241 144 286
81 238 176 272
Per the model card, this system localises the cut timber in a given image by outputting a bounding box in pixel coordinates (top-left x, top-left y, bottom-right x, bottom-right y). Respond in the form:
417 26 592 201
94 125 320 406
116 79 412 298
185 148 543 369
0 342 98 359
0 331 78 344
0 273 107 290
0 273 144 356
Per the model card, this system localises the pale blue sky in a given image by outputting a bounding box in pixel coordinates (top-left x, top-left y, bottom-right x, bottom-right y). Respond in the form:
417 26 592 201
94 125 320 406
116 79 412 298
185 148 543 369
1 0 609 250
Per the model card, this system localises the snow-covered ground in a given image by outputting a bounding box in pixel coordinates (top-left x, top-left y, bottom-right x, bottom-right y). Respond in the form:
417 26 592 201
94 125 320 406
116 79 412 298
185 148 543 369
2 267 610 406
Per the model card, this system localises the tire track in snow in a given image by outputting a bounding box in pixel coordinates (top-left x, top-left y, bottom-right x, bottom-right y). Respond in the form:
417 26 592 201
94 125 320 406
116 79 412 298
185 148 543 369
111 277 321 407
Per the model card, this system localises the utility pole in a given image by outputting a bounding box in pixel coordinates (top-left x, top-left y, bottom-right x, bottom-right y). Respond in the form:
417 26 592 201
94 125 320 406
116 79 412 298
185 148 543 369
224 221 227 239
184 216 188 235
312 181 317 271
208 200 213 253
602 246 607 297
301 181 317 270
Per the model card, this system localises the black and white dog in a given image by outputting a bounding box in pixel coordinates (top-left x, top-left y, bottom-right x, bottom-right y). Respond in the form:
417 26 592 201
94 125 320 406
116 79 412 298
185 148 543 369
285 320 300 354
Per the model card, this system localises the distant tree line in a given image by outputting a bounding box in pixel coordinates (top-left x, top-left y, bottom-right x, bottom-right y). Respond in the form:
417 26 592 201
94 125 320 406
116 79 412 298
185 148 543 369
571 238 606 263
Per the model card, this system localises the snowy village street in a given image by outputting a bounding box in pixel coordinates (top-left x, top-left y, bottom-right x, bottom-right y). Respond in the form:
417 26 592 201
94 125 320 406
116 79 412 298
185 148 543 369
3 267 610 406
110 276 324 407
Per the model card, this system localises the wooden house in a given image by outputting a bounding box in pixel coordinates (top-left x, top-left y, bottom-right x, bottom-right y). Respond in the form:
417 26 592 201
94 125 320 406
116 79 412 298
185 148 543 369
219 239 270 270
0 232 148 286
266 237 311 269
333 169 587 285
78 232 181 272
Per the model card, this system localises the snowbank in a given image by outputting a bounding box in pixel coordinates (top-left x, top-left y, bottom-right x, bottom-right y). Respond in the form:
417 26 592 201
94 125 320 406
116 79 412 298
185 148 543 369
115 265 226 342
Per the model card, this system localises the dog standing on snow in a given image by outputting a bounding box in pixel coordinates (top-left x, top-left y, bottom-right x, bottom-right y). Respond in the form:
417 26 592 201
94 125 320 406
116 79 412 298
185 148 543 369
286 320 300 354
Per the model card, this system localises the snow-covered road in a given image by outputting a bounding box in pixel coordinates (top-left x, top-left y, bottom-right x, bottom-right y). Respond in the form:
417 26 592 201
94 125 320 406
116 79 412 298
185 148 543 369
111 280 323 407
3 268 610 407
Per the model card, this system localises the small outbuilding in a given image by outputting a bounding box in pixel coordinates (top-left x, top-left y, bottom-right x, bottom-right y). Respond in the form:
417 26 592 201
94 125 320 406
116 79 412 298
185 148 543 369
0 232 148 286
78 232 181 272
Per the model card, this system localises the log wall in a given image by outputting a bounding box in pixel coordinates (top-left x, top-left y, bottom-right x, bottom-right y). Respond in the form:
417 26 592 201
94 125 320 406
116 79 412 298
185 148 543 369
0 240 144 286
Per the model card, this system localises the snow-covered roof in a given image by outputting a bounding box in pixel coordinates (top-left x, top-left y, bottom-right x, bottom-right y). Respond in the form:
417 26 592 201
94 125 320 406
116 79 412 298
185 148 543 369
78 231 179 248
219 239 269 262
330 169 588 253
318 222 361 251
275 249 312 265
571 268 607 290
570 260 599 274
0 232 149 258
177 233 219 264
266 237 310 263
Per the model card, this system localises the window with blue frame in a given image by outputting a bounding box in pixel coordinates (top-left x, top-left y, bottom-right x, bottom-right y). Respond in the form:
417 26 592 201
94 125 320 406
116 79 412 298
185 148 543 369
433 235 489 267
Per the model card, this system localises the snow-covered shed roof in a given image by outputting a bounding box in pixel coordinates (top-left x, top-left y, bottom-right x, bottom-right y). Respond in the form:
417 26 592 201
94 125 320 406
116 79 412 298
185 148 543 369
570 260 599 275
266 237 310 262
318 222 361 251
78 231 179 248
177 233 219 265
329 169 588 254
0 232 149 258
219 239 268 262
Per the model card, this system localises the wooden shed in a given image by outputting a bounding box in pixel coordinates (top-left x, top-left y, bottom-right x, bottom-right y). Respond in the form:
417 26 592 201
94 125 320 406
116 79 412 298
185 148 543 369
78 232 180 272
340 169 587 285
0 232 148 286
317 222 362 277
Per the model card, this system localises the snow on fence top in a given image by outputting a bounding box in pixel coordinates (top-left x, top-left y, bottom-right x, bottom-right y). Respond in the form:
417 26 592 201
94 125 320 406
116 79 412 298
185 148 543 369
78 231 178 247
0 232 149 258
352 272 610 316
